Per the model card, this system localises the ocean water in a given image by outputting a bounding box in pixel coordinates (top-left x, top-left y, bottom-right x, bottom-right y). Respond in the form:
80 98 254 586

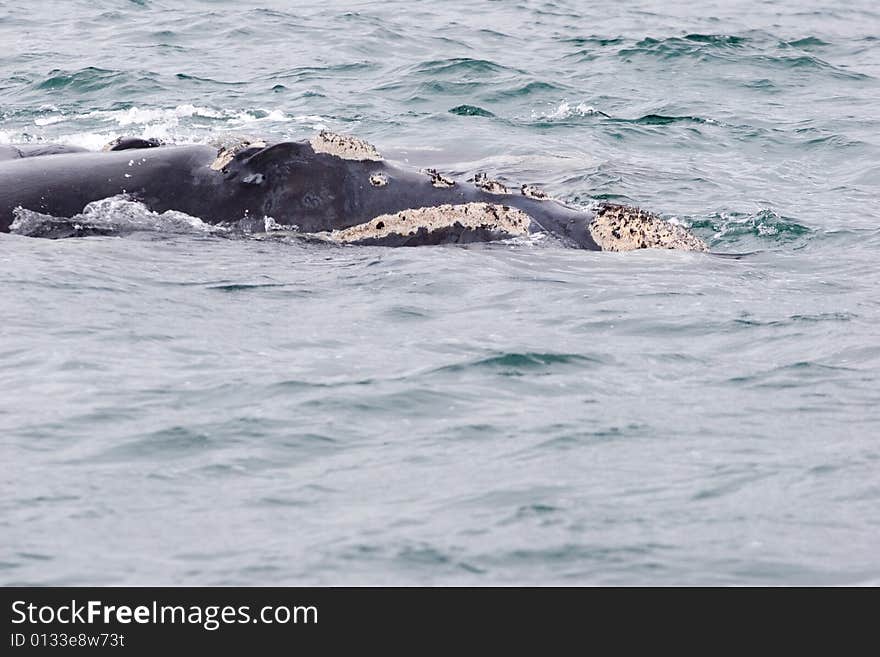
1 0 879 585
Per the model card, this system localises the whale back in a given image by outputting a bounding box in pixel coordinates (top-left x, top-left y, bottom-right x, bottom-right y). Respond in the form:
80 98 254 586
0 145 218 232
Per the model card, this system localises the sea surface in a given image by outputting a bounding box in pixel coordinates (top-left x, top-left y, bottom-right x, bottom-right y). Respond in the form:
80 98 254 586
1 0 879 585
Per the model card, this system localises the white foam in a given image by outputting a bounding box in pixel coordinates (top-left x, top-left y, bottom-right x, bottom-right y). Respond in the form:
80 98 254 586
57 132 127 151
293 114 329 131
81 104 225 126
77 105 327 129
757 223 780 236
10 196 228 237
715 209 784 238
34 114 68 127
25 104 334 149
83 196 224 233
535 101 603 121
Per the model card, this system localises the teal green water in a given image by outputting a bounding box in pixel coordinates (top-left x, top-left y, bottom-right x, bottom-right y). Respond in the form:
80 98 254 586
1 0 879 584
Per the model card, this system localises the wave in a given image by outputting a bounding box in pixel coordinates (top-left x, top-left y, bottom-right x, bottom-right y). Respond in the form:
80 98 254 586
487 81 566 100
448 105 495 117
558 36 625 48
5 103 330 151
34 104 325 129
36 67 132 93
412 57 518 77
10 196 227 239
617 34 749 60
531 102 718 128
615 34 871 79
432 352 603 376
626 114 720 126
691 209 813 248
783 37 831 49
533 101 608 121
9 196 340 245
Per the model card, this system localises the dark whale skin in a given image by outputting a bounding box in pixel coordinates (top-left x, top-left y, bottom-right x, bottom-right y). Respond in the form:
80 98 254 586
0 140 600 247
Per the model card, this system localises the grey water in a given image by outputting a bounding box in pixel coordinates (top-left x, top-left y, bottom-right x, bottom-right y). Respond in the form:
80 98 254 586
1 0 879 585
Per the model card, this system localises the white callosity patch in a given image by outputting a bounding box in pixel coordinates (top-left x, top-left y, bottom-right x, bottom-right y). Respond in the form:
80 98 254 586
309 131 382 161
589 203 708 252
423 168 455 188
101 137 123 151
369 172 388 187
209 136 267 171
315 203 532 243
520 184 549 200
473 172 509 194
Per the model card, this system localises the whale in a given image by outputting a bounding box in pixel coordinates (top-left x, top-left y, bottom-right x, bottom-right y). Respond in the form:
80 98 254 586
0 143 88 160
0 131 707 251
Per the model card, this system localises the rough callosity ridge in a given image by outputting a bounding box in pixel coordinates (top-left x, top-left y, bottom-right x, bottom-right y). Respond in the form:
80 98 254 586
423 168 455 188
473 172 509 194
521 184 549 200
310 130 382 161
589 203 708 252
209 136 267 171
316 203 532 243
